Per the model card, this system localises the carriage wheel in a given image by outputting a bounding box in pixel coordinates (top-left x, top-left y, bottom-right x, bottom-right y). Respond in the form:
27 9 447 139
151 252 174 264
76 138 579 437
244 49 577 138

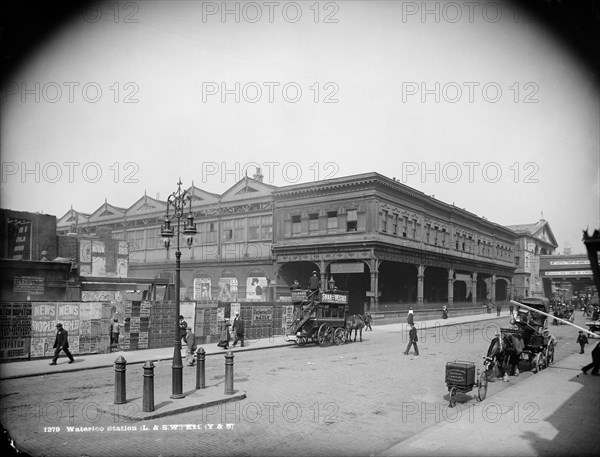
317 323 333 347
448 387 457 408
333 327 346 345
545 343 555 365
533 353 545 373
477 371 488 401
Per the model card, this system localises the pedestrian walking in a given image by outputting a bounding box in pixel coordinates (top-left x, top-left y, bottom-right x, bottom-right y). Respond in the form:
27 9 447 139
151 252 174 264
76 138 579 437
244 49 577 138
364 313 373 330
179 315 188 344
496 303 501 316
232 312 245 347
407 308 414 326
217 320 231 349
442 306 448 319
577 331 589 354
185 327 197 366
403 323 419 356
110 318 123 352
581 341 600 375
49 323 74 365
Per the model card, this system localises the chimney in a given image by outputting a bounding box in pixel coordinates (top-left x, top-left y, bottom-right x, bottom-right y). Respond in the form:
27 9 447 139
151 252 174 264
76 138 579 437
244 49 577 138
253 167 263 182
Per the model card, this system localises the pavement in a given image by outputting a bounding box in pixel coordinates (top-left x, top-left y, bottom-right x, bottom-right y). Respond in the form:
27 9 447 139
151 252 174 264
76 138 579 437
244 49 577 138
1 311 598 456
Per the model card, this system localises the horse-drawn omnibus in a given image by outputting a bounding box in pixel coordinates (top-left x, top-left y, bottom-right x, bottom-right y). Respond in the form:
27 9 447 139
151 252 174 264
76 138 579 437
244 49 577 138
284 289 350 346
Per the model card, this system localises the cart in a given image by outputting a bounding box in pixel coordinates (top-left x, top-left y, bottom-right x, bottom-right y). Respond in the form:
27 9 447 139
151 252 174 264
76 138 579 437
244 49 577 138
486 297 556 379
445 361 487 407
284 289 349 347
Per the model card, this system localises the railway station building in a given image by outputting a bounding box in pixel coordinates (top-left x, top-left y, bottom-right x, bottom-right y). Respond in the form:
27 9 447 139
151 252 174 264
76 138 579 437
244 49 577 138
56 170 527 315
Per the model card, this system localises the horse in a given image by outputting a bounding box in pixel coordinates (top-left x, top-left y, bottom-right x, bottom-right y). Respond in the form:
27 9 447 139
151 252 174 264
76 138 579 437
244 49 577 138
345 315 365 342
484 333 522 382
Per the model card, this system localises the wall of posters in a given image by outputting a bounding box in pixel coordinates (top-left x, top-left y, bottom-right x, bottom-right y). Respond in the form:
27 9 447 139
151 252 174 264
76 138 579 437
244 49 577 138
1 301 292 359
246 276 268 301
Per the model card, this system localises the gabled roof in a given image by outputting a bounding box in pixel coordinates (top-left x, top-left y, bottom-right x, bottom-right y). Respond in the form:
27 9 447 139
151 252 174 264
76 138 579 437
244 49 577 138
57 206 90 228
125 192 167 216
87 199 126 223
506 219 558 248
186 184 220 206
220 176 276 202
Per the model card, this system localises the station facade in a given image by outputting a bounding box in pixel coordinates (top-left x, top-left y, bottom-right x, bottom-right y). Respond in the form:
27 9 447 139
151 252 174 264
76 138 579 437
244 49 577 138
56 171 529 314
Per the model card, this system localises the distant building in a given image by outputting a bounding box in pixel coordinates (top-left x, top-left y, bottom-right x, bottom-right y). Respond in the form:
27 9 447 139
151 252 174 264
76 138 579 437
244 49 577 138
506 219 558 298
1 209 76 301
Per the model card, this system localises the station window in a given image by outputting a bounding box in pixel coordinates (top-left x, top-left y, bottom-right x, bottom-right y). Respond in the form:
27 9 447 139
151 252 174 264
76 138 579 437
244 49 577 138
309 213 319 233
346 209 357 232
292 215 301 235
327 211 338 231
381 210 388 232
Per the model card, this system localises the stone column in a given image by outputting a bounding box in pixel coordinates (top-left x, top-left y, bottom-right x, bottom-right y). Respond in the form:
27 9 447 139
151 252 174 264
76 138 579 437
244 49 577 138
417 265 426 307
447 268 454 306
491 274 497 302
471 272 478 304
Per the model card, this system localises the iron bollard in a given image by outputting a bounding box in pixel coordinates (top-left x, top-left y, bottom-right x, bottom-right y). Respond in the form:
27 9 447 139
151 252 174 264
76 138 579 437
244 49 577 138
143 361 155 412
114 355 127 405
196 347 206 390
224 351 234 395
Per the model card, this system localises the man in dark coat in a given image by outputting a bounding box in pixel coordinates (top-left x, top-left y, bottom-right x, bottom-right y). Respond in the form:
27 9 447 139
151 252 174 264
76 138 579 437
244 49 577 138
582 341 600 375
50 323 74 365
232 312 245 348
404 323 419 356
407 308 414 326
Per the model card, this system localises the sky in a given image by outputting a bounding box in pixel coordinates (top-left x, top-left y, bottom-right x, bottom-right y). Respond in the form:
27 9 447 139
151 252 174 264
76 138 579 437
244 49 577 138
1 0 598 254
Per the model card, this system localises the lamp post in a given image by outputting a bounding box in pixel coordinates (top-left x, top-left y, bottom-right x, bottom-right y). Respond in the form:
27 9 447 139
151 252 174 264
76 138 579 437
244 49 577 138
161 179 197 399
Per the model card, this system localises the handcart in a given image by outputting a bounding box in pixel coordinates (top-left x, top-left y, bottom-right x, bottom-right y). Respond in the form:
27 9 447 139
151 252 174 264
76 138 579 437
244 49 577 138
445 360 487 407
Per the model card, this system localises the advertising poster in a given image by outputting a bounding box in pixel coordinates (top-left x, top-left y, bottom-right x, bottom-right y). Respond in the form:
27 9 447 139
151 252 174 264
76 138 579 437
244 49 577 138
246 276 268 301
252 306 273 322
230 303 241 318
91 241 106 277
217 278 238 302
0 302 32 360
7 218 32 260
180 302 195 330
30 302 58 358
193 278 212 300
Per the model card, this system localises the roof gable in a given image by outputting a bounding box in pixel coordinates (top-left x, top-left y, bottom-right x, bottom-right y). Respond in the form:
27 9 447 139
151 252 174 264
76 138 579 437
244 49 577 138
57 207 90 228
125 193 168 216
221 176 276 202
186 185 220 205
507 220 558 248
87 200 126 223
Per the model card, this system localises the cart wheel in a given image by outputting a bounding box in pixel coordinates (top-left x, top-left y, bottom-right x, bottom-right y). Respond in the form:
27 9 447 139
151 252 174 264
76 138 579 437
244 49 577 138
533 353 544 373
318 323 333 347
333 327 345 345
545 343 555 365
448 387 457 408
477 371 488 401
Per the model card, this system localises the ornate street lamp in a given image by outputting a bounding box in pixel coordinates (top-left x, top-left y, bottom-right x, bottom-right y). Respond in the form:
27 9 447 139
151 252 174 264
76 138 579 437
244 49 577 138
161 179 197 399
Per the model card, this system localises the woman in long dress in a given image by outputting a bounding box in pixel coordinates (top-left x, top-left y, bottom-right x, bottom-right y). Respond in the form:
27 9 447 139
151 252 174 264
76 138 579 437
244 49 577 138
217 320 231 349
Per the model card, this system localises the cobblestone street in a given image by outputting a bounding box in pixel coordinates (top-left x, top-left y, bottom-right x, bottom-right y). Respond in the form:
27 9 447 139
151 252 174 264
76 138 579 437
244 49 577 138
0 315 585 457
